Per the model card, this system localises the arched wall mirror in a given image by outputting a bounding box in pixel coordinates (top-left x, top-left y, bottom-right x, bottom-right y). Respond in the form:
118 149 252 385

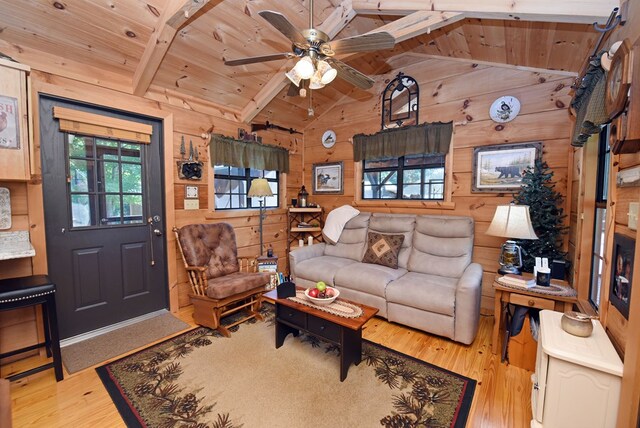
381 72 419 130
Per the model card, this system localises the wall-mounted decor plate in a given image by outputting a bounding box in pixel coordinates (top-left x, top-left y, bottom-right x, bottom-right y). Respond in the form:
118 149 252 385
489 96 521 123
0 187 10 230
322 130 336 148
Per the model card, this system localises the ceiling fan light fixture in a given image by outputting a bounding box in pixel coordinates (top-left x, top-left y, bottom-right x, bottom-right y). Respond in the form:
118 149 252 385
309 72 325 89
317 60 337 85
294 56 315 79
285 69 302 86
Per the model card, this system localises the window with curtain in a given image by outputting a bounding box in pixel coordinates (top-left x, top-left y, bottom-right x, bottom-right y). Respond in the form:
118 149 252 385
354 122 452 201
214 165 279 210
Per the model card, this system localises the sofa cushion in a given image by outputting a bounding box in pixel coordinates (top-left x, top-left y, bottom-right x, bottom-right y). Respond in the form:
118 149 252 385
369 214 415 269
386 272 458 316
408 215 474 278
362 232 404 269
322 205 360 244
294 256 357 286
323 213 371 261
334 262 407 298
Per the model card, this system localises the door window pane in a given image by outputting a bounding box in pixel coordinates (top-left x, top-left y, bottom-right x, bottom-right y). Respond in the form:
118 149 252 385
71 194 94 227
100 195 122 225
69 159 95 192
67 135 145 229
68 135 94 158
99 161 120 193
121 163 142 193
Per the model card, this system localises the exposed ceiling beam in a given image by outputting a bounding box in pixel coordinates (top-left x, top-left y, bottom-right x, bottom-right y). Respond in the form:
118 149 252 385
370 11 464 43
351 0 617 24
240 0 357 124
132 0 211 96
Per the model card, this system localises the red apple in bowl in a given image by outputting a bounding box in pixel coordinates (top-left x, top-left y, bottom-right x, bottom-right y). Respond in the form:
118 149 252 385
308 288 320 298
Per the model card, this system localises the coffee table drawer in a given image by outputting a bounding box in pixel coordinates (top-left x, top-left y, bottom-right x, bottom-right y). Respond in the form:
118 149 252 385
307 315 340 342
277 305 306 328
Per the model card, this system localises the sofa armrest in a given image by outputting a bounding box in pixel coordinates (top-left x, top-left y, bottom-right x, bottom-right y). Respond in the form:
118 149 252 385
454 263 483 345
289 243 326 279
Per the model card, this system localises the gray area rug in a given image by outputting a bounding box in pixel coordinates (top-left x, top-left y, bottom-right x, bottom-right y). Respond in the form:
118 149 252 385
61 312 190 374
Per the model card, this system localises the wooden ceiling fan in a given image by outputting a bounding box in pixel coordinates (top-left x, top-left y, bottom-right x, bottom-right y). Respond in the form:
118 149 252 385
224 0 395 91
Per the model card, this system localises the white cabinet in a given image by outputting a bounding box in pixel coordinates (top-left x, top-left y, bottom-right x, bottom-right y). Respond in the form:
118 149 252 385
531 310 623 428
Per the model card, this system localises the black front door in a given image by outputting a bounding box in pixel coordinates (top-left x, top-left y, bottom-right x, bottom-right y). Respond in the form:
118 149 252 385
40 96 167 339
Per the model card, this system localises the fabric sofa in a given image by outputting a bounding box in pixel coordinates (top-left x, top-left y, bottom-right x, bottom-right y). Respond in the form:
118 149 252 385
289 212 483 345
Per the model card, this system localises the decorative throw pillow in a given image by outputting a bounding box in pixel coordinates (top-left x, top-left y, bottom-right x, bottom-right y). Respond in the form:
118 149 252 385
362 232 404 269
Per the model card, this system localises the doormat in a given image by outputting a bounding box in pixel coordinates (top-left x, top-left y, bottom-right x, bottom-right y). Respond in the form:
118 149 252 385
97 304 476 427
61 312 190 374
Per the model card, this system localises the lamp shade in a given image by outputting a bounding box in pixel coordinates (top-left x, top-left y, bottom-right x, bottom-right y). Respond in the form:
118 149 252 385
248 178 273 198
486 204 538 240
293 56 314 79
317 60 337 84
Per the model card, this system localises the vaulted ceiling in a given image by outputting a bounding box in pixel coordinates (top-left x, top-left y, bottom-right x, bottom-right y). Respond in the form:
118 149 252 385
0 0 617 129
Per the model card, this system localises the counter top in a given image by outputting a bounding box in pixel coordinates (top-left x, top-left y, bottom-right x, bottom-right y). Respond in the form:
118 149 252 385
0 231 35 260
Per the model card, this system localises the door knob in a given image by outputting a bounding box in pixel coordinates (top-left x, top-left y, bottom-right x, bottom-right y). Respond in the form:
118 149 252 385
153 229 163 236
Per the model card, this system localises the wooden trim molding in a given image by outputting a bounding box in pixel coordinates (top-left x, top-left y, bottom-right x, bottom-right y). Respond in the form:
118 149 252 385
52 106 153 143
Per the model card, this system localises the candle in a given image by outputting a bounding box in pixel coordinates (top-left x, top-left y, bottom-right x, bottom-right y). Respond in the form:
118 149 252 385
299 239 304 247
307 236 313 246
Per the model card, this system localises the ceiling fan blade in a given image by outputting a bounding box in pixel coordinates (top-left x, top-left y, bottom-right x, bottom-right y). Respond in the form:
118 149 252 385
328 32 395 55
224 52 293 66
258 10 309 49
326 59 375 89
286 82 299 96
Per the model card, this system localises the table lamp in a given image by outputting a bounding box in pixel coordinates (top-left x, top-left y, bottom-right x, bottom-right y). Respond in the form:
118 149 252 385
248 178 273 255
485 204 538 275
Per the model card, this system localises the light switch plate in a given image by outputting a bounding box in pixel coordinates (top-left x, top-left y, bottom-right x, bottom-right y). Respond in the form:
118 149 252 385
629 202 639 230
184 199 200 210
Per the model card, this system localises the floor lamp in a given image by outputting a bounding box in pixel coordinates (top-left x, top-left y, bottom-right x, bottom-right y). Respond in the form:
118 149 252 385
248 178 273 255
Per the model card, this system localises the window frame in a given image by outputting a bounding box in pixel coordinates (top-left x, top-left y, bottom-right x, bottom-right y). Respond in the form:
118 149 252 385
213 165 280 211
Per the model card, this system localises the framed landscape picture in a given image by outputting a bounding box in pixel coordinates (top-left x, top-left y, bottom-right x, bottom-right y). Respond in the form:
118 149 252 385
312 161 343 194
472 142 542 192
610 233 634 319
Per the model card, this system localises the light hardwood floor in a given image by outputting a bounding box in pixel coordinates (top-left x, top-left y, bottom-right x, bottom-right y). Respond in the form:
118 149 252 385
3 307 533 427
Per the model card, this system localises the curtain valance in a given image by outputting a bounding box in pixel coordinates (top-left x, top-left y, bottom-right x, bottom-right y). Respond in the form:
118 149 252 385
352 121 453 162
209 134 289 173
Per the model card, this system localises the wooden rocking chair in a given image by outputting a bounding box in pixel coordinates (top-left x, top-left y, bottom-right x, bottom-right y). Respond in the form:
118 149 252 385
173 223 271 337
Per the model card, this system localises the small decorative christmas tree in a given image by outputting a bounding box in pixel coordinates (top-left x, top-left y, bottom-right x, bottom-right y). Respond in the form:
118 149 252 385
513 159 568 272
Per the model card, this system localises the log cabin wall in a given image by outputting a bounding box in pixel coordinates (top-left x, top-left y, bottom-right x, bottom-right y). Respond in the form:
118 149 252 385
303 56 574 315
0 65 301 358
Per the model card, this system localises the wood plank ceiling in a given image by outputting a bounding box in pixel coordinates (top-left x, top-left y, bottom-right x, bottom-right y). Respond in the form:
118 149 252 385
0 0 614 130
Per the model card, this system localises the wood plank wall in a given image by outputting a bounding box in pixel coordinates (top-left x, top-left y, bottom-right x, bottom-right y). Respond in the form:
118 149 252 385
302 56 574 315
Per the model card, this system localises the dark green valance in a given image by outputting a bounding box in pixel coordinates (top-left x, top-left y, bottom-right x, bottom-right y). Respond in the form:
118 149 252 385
352 122 453 162
209 134 289 173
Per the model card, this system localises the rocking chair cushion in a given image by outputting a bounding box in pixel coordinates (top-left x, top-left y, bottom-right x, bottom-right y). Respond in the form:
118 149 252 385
206 271 271 300
177 223 240 279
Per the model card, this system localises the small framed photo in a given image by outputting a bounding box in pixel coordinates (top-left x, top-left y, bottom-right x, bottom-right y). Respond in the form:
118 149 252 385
610 233 634 319
0 95 20 150
312 161 343 194
472 142 542 192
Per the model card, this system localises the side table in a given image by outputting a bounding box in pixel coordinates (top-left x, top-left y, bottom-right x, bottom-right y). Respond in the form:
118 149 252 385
491 275 577 356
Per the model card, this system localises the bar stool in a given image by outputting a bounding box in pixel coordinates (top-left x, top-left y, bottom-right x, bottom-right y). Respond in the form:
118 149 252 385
0 275 63 382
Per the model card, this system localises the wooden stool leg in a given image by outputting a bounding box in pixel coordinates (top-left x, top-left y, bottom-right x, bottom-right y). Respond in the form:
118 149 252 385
46 294 63 382
41 302 52 358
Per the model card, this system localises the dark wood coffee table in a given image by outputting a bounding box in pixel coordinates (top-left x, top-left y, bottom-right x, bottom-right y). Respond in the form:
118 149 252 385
265 289 378 381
